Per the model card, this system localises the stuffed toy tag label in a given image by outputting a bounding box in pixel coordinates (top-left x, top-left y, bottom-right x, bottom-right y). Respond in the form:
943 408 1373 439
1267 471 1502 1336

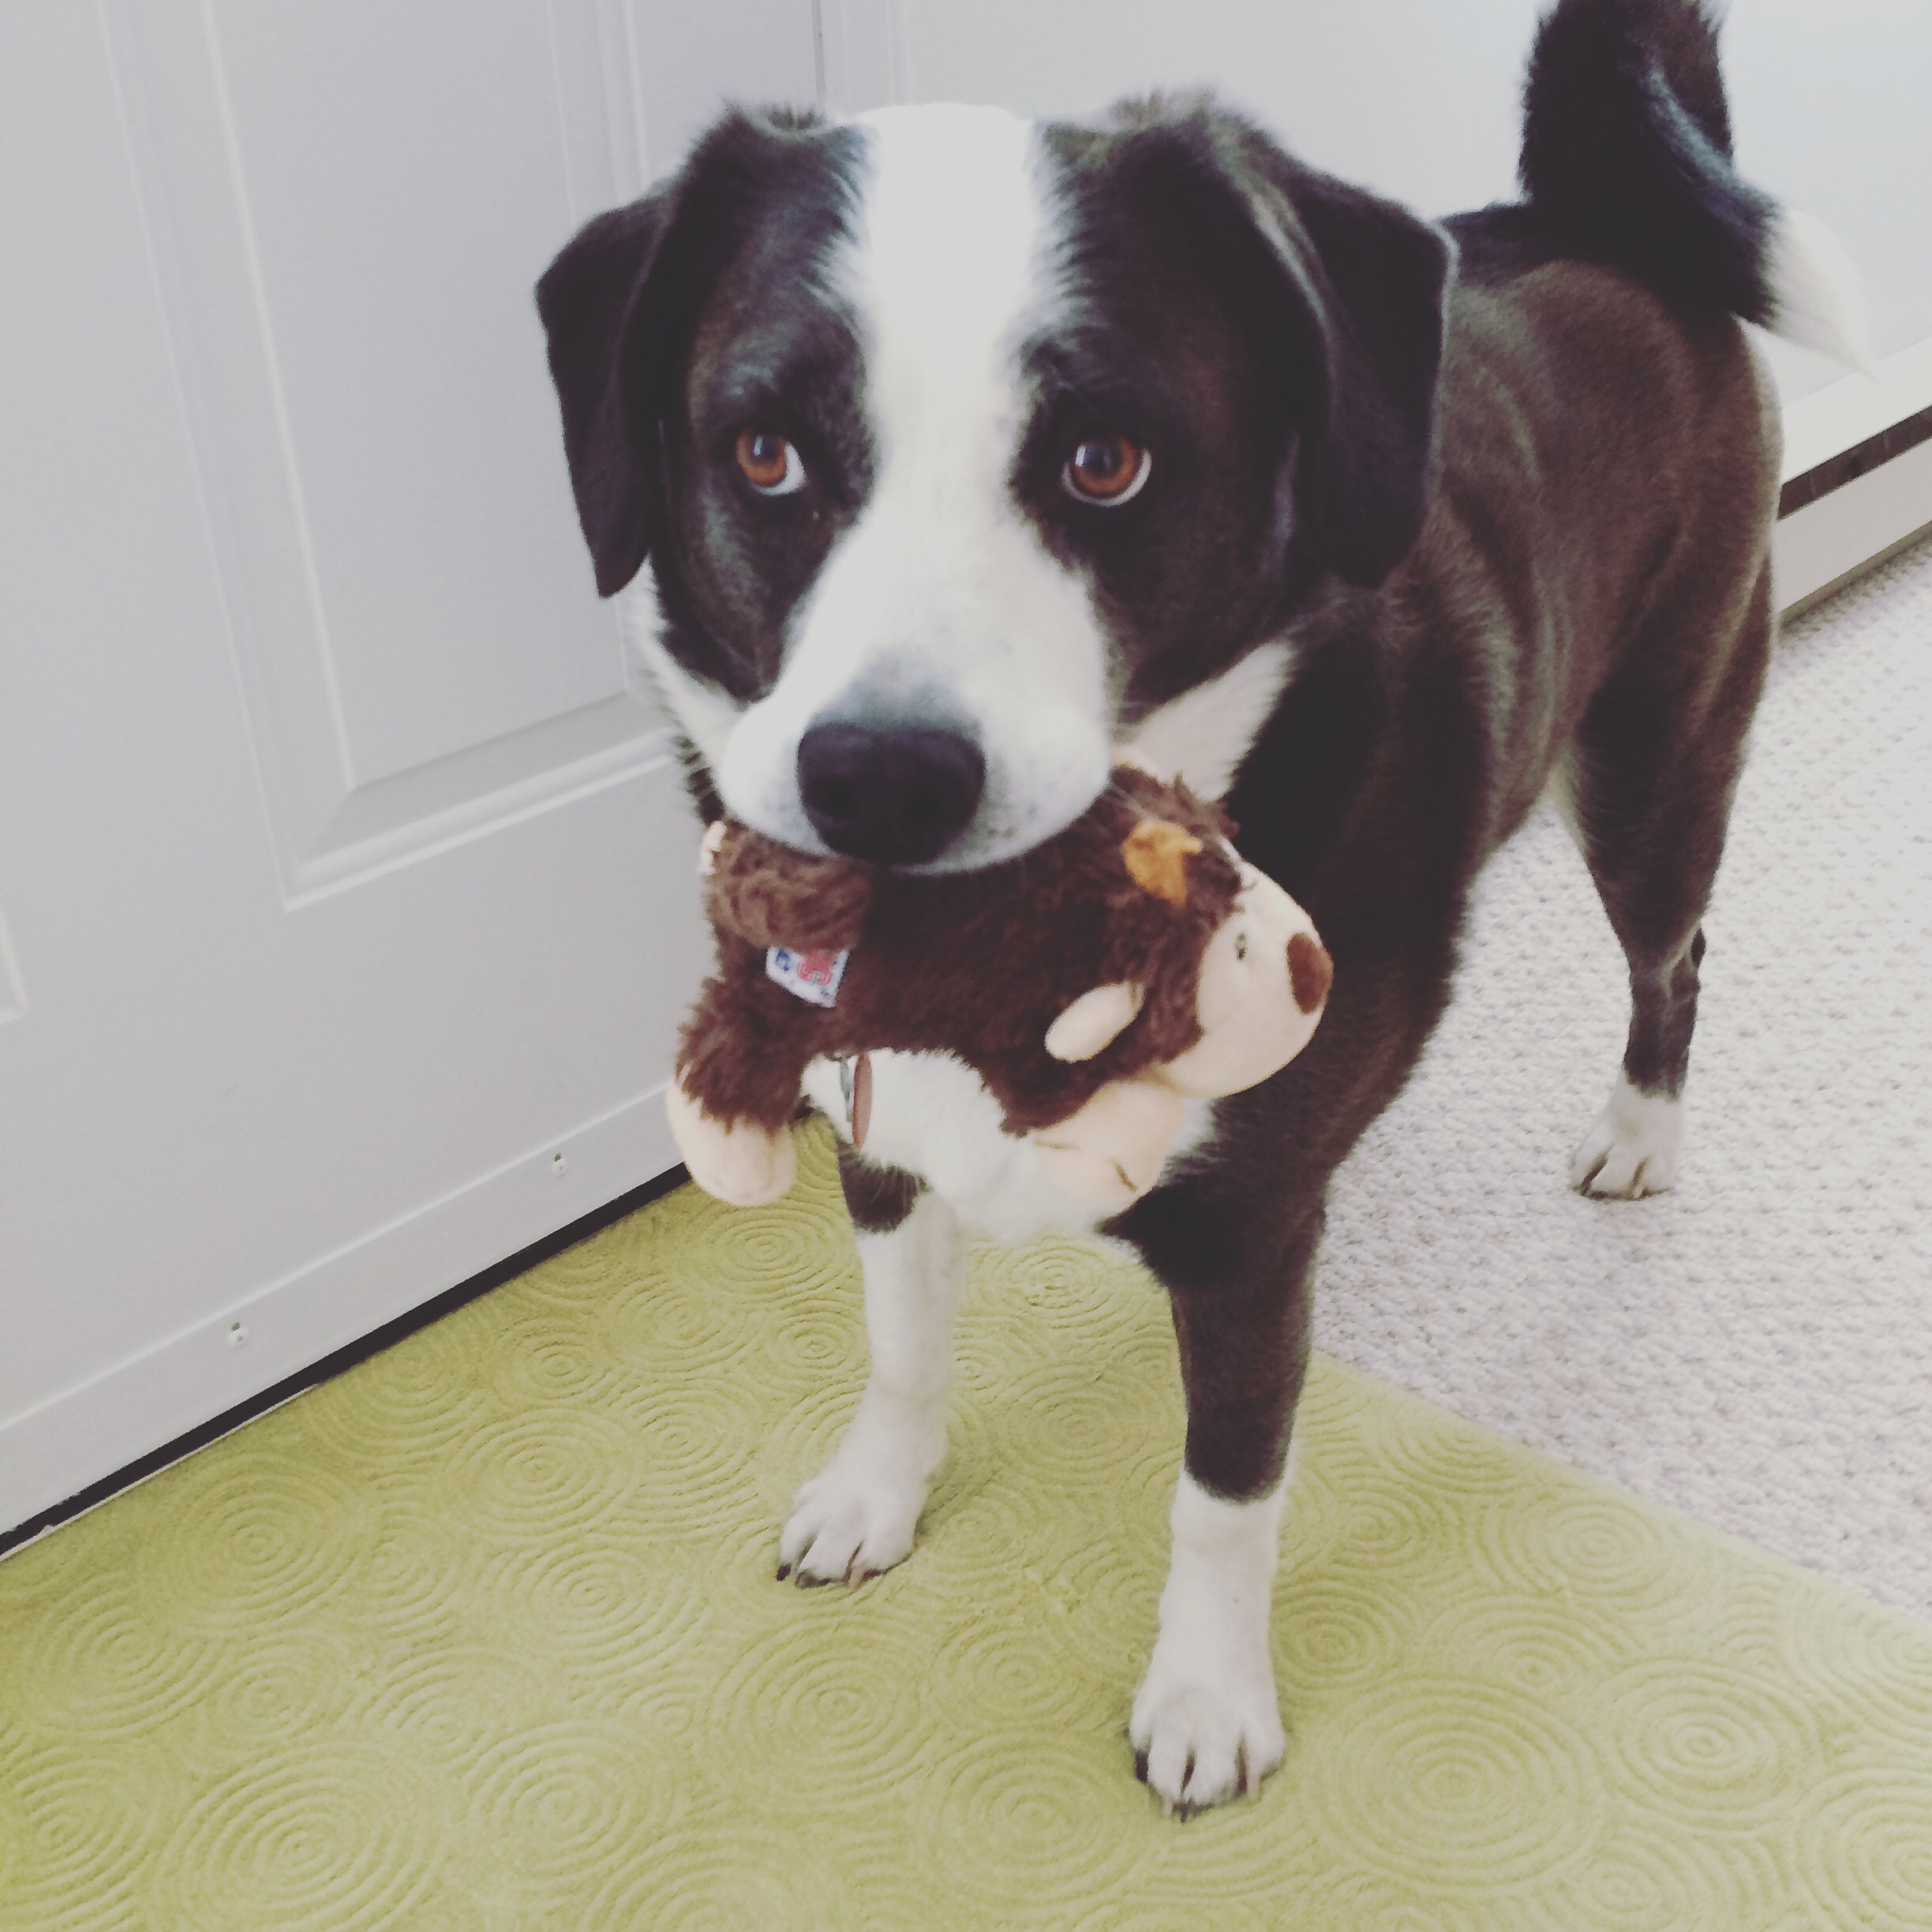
766 946 849 1008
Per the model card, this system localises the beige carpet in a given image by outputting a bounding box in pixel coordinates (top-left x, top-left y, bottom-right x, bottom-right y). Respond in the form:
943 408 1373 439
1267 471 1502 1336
1318 529 1932 1619
3 1125 1929 1930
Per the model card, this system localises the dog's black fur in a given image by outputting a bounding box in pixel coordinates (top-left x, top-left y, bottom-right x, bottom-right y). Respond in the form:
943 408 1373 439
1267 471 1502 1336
540 0 1784 1569
1120 4 1786 1500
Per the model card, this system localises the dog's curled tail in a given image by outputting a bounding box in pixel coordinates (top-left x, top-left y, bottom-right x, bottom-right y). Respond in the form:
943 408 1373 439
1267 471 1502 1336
1520 0 1866 365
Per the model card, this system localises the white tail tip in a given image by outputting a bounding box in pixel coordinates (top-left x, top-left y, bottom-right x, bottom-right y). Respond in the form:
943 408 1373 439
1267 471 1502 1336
1765 208 1875 373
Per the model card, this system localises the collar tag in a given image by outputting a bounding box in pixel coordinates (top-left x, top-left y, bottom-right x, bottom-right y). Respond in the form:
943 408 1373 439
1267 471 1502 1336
766 946 848 1008
840 1051 874 1148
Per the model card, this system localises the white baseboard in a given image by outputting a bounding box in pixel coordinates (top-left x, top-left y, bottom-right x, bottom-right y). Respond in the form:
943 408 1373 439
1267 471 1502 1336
0 1084 680 1537
1774 432 1932 615
1779 336 1932 483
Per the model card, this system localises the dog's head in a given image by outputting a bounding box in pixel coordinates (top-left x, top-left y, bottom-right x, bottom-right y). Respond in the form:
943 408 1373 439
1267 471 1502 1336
537 98 1451 871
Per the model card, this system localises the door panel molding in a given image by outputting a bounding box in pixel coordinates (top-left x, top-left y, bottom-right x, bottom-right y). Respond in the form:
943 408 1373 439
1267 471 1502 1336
559 0 657 198
816 0 910 114
102 0 666 904
0 899 25 1027
288 691 678 905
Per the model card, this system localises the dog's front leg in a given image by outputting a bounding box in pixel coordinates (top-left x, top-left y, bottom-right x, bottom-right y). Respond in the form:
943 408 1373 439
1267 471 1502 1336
1133 1466 1289 1814
1118 1172 1322 1814
777 1156 964 1585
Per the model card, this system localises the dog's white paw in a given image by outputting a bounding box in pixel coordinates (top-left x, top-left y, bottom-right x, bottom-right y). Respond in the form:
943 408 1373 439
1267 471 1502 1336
1129 1646 1284 1816
1130 1470 1287 1816
777 1390 942 1586
1571 1072 1683 1198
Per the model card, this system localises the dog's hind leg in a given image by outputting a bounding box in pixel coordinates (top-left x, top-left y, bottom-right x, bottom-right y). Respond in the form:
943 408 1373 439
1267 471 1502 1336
1565 559 1774 1198
777 1159 964 1585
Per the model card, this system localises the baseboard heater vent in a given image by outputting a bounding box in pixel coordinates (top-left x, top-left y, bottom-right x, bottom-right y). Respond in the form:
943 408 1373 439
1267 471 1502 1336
1780 402 1932 517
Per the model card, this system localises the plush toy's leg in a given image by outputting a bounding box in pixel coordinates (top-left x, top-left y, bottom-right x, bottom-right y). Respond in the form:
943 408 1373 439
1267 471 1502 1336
778 1184 965 1584
1031 1077 1189 1208
665 1079 797 1208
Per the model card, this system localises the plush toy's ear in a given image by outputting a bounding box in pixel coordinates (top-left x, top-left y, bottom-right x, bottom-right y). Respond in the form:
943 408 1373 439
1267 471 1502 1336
1121 820 1204 906
1045 982 1146 1062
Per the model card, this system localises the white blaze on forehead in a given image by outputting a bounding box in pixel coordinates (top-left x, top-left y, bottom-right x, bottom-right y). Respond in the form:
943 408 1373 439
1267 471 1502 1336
842 104 1048 483
713 103 1114 870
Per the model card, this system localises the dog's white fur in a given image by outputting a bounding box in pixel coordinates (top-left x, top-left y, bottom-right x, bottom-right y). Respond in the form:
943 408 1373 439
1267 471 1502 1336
790 1049 1269 1804
1131 1469 1290 1812
1765 207 1873 372
1128 641 1301 802
713 106 1114 873
775 1112 1293 1809
1571 1068 1685 1197
777 1188 964 1582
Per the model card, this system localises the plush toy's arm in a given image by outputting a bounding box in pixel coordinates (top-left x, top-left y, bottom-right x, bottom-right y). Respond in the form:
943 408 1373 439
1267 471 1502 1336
666 1077 799 1208
1032 1075 1186 1208
669 962 820 1208
1043 982 1144 1062
669 822 872 1209
676 969 817 1131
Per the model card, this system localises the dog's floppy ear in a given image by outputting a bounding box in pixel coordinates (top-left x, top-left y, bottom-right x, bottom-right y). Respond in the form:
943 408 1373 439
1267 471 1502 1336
1256 156 1456 588
535 107 838 598
1109 104 1453 590
536 194 675 597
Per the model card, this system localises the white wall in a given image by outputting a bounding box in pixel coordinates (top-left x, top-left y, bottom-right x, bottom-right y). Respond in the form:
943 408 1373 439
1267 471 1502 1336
1727 0 1932 380
821 0 1932 411
632 4 819 176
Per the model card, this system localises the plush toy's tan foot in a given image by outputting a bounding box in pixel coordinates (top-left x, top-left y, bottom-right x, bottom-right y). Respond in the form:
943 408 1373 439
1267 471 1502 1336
1032 1078 1188 1208
665 1080 797 1207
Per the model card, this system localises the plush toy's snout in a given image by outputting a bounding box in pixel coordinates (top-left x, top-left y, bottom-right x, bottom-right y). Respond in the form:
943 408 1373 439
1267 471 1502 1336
1288 930 1335 1015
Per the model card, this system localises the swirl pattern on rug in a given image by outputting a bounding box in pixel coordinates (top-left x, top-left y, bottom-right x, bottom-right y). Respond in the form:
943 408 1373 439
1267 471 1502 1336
2 1124 1928 1930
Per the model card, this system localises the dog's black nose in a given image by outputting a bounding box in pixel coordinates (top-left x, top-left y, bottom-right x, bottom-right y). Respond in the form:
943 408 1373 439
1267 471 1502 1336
796 721 986 866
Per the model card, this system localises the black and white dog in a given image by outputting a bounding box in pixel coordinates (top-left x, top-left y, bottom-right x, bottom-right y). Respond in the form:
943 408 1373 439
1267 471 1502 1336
537 0 1858 1814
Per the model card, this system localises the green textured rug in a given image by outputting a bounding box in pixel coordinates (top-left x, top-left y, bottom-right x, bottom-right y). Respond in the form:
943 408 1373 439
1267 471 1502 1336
3 1125 1929 1930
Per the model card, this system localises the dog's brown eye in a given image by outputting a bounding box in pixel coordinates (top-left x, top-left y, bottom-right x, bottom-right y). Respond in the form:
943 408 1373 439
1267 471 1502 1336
736 429 804 496
1063 432 1151 505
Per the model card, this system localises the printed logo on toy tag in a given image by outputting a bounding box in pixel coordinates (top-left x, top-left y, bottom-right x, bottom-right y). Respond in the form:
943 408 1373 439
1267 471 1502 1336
766 946 849 1008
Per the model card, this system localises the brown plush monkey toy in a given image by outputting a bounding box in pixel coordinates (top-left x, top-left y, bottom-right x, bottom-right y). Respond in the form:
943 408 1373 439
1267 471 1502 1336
668 763 1332 1211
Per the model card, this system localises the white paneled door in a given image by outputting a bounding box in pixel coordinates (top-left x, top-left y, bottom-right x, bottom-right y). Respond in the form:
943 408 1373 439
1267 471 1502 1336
0 0 816 1532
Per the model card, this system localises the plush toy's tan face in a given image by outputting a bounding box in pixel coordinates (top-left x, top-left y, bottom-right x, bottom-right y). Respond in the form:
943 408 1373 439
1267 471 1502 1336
1158 863 1331 1097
